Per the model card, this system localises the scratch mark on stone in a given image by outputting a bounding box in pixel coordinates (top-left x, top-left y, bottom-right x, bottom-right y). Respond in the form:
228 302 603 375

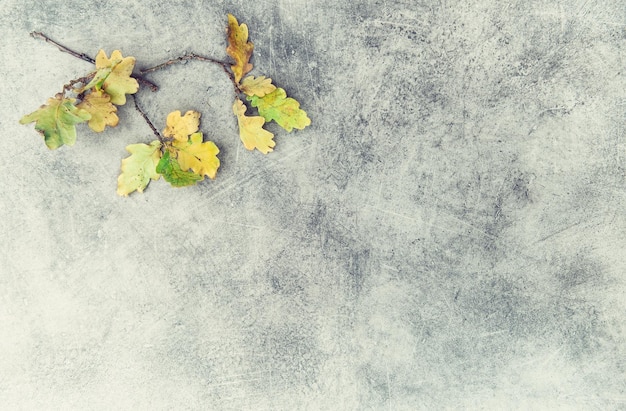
435 209 497 240
367 206 422 223
535 221 582 243
478 330 507 338
269 25 274 75
218 220 264 230
381 264 399 272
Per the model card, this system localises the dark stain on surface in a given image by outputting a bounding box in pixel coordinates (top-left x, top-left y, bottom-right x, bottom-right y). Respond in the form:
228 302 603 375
348 249 370 295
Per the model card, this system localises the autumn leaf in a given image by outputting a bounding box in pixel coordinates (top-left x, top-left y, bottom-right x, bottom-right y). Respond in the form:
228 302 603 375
232 98 275 154
77 90 119 132
117 140 162 196
20 95 91 149
247 88 311 132
172 132 220 179
84 50 139 105
226 14 254 83
163 110 201 142
240 75 276 97
156 150 203 187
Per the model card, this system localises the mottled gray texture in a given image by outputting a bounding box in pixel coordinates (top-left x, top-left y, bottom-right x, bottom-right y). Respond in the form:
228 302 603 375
1 0 625 409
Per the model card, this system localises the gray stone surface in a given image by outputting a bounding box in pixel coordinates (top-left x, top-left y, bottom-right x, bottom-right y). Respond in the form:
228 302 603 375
2 0 625 409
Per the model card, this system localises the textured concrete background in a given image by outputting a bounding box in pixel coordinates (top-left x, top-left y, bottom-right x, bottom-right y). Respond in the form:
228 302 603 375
1 0 625 409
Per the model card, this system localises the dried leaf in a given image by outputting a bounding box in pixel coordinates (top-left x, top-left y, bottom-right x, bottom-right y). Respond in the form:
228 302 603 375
87 50 139 105
248 88 311 132
226 14 254 83
232 98 275 154
163 110 201 142
240 75 276 97
77 90 119 132
172 132 220 179
19 95 91 149
116 140 162 196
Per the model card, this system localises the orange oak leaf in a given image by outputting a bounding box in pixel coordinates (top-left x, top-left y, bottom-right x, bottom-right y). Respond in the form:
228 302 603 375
226 14 254 83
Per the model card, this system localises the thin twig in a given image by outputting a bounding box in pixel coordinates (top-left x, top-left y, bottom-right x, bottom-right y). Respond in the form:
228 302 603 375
141 53 230 73
31 31 95 64
30 31 159 92
141 53 240 93
132 95 164 143
60 74 95 98
136 77 159 92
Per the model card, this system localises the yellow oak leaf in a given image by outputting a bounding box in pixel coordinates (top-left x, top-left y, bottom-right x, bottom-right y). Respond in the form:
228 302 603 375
247 87 311 132
92 50 139 105
226 14 254 83
117 140 162 196
162 110 201 142
232 98 275 154
77 90 119 132
172 132 220 179
240 75 276 97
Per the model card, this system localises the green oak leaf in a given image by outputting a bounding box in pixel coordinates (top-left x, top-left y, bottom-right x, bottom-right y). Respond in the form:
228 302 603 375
117 140 162 196
247 87 310 132
156 150 203 187
78 68 111 93
20 95 91 149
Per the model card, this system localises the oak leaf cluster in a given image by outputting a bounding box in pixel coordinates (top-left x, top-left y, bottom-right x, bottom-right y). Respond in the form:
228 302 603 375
21 14 310 196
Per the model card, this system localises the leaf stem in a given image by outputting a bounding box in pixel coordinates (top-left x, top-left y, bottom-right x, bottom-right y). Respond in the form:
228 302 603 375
30 31 159 92
60 74 95 98
140 53 240 93
132 95 165 144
